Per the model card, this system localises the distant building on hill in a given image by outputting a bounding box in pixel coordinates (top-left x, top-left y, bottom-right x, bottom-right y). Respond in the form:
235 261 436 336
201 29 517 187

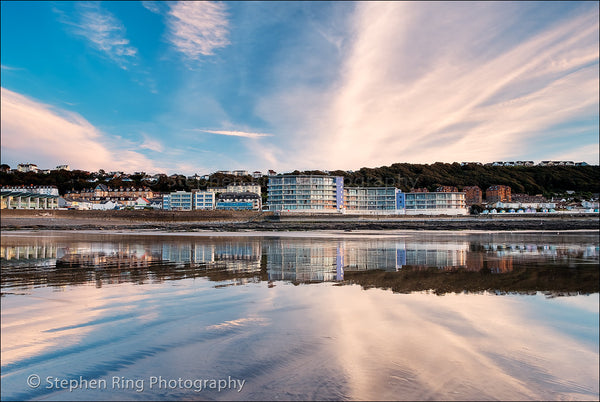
17 163 38 173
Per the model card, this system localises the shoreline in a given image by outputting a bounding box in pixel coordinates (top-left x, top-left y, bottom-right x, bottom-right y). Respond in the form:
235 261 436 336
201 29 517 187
1 209 598 232
2 229 599 240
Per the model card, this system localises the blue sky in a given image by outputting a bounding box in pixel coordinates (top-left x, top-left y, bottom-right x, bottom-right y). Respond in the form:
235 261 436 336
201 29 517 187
1 1 598 175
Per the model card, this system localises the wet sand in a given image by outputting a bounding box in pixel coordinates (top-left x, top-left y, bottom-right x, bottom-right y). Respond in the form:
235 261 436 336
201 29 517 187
1 209 598 231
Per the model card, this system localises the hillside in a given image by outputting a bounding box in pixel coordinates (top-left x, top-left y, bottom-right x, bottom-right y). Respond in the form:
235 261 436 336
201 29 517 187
1 163 598 197
294 163 599 196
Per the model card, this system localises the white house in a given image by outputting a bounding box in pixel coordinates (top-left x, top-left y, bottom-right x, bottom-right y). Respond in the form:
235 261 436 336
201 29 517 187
91 200 121 210
134 197 151 209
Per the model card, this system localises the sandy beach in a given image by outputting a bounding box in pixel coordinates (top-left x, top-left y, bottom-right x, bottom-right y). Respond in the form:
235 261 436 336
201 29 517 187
1 209 598 231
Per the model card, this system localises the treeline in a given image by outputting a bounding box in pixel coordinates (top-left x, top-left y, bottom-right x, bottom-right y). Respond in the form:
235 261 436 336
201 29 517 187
292 163 599 196
1 163 598 197
0 170 267 198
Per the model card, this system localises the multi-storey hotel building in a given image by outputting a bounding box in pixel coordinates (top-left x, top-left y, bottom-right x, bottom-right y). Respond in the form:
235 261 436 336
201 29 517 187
344 187 405 214
168 191 193 211
193 191 215 210
404 192 467 215
267 175 467 214
267 175 344 212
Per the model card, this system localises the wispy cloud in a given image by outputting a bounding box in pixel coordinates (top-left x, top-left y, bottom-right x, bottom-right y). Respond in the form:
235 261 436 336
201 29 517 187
194 129 273 139
1 64 24 71
166 1 230 60
58 3 137 69
141 1 165 15
139 134 164 152
0 87 163 173
256 2 599 170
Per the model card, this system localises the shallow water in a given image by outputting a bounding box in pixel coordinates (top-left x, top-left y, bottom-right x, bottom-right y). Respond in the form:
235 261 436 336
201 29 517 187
1 230 598 400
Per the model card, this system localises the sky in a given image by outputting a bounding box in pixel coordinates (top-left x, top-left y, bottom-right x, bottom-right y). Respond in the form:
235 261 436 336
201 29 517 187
1 1 598 175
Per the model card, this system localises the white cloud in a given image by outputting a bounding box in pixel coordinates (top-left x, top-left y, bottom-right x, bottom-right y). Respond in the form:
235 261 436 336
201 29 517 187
60 3 137 69
166 1 230 60
0 87 162 173
256 2 599 170
194 129 273 139
141 1 164 15
139 134 164 152
1 64 24 71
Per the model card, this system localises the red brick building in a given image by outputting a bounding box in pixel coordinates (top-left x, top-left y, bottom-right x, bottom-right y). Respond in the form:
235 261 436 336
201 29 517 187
486 185 511 203
436 186 459 193
462 186 483 205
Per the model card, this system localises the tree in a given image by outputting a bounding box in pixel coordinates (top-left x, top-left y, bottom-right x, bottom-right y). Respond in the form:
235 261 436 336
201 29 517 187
469 204 484 215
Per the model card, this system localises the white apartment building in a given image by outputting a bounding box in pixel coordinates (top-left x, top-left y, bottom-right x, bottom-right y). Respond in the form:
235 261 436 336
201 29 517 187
1 185 59 196
404 192 467 215
226 183 261 196
267 175 344 212
193 191 216 210
206 187 227 194
345 187 404 214
168 191 193 211
1 191 59 209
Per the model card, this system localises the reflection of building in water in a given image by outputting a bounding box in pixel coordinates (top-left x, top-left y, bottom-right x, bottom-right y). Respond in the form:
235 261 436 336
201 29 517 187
403 242 468 269
484 243 598 258
266 240 475 282
266 240 410 282
1 244 59 268
490 257 514 273
466 252 484 272
343 242 405 271
161 241 262 273
266 240 342 282
57 243 162 269
1 244 58 261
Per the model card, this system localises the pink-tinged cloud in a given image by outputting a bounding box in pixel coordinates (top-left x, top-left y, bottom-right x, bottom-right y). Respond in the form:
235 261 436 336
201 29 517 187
256 3 599 170
196 129 273 139
0 87 162 172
